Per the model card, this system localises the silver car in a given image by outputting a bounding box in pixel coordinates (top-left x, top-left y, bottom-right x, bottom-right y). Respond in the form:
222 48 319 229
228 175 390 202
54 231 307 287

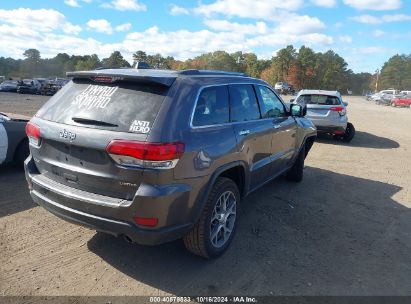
292 90 355 142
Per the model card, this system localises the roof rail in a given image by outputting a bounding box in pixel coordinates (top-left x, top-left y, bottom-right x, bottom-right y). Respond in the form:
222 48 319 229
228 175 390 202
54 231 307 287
178 69 249 77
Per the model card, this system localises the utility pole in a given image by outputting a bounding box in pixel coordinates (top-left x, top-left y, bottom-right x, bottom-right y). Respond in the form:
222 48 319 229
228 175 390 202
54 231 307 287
375 69 379 92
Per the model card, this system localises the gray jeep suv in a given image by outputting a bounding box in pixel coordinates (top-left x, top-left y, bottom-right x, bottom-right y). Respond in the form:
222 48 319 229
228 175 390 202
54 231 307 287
24 68 317 258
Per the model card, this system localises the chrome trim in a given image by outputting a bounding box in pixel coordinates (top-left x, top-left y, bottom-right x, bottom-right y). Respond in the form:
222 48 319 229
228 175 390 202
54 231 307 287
189 83 288 129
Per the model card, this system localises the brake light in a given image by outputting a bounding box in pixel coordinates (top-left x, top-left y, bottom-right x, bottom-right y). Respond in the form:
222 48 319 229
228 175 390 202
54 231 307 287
330 106 346 116
25 122 41 146
133 217 158 227
106 140 185 169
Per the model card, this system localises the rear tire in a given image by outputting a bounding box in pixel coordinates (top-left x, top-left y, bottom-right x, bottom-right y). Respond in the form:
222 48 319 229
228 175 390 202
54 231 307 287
286 144 305 182
183 177 239 259
342 122 355 143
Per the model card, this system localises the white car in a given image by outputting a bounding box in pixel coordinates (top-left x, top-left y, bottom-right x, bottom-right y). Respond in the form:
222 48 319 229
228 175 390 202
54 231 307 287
292 90 355 142
0 113 30 166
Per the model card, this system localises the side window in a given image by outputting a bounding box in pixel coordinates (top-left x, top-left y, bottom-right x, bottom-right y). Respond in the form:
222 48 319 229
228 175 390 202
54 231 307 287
192 86 229 127
229 84 261 122
257 86 286 118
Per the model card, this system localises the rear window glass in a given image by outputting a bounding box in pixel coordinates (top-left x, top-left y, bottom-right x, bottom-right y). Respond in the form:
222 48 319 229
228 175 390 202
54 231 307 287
296 94 341 105
192 85 229 127
37 79 168 133
229 84 261 122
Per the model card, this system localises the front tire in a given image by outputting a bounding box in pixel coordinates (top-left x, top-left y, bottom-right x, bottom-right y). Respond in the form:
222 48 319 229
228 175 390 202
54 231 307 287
183 177 239 259
14 139 29 168
286 144 305 182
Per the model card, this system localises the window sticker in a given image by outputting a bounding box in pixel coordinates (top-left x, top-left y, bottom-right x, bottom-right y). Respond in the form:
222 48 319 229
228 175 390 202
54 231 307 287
129 120 150 133
72 85 118 110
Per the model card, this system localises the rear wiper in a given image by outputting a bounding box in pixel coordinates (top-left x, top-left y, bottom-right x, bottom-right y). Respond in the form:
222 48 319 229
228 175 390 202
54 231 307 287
72 117 118 127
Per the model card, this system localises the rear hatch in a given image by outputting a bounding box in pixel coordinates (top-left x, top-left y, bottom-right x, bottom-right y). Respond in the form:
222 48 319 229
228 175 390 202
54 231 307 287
30 71 175 200
297 94 342 120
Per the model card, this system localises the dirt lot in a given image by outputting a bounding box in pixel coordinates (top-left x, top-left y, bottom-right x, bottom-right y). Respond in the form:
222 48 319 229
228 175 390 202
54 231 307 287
0 92 410 296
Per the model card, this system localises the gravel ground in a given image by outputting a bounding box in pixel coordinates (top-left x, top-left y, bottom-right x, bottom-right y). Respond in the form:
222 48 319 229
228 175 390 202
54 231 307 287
0 92 410 296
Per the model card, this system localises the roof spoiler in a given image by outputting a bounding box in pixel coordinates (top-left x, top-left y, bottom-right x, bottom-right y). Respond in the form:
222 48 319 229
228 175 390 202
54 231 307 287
66 71 176 87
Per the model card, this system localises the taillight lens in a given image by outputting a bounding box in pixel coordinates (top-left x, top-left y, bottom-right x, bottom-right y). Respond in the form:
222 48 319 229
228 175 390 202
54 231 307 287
330 106 346 116
106 140 184 169
25 122 41 146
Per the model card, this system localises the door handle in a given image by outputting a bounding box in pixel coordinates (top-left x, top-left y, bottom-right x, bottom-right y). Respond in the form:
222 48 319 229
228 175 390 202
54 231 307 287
239 130 251 136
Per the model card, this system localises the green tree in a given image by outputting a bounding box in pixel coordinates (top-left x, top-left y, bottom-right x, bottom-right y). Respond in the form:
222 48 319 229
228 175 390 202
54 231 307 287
101 51 130 68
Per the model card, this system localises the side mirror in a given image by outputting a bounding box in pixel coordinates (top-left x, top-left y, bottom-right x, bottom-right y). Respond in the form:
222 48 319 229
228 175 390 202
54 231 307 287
290 104 305 117
343 102 348 106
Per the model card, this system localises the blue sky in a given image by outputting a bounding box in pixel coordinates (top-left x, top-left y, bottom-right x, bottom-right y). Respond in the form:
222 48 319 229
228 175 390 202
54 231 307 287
0 0 410 73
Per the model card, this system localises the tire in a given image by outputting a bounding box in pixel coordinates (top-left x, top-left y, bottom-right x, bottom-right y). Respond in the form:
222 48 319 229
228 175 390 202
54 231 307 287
183 177 240 259
286 144 305 182
342 122 355 143
14 140 29 168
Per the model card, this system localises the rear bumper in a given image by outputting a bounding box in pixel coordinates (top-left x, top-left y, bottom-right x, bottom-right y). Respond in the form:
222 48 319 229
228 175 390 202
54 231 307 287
315 125 346 134
24 156 194 245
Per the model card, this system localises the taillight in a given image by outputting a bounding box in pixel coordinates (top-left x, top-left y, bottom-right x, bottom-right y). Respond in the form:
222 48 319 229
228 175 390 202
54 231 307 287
25 122 41 146
106 140 185 169
330 106 346 116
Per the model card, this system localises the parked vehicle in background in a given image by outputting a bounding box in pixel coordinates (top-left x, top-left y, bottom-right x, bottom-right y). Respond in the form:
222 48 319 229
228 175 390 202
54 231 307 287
24 68 316 258
373 89 400 104
17 79 41 94
275 82 290 94
0 76 5 83
391 94 411 107
292 89 355 142
0 80 18 92
0 112 30 166
400 90 411 96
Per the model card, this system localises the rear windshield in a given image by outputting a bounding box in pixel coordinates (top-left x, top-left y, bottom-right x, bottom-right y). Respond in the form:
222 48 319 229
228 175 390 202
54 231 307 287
296 94 341 105
37 79 168 133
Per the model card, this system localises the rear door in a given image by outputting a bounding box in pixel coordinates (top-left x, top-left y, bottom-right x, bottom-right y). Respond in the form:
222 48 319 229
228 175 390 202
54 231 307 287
229 84 273 189
31 78 170 200
255 85 297 173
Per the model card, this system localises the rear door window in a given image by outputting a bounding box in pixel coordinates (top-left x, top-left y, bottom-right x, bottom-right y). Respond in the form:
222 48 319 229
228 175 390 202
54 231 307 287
296 94 341 105
37 79 168 133
229 84 261 122
192 85 229 127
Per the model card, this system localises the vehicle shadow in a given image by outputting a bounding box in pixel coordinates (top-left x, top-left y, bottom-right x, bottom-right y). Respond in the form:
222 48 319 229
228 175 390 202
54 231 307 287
88 167 411 296
0 164 35 217
316 131 400 149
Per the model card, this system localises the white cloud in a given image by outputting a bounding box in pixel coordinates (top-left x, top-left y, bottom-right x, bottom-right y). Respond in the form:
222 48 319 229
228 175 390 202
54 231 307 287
311 0 337 8
276 15 325 35
203 19 268 34
194 0 304 20
0 8 81 35
351 14 411 24
101 0 147 12
87 19 113 34
65 0 81 7
339 35 352 43
115 23 132 32
343 0 402 10
373 30 385 37
170 4 189 16
64 0 92 7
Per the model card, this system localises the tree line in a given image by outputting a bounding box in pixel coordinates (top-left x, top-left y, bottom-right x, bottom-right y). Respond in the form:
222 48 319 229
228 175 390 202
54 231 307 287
0 46 408 94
